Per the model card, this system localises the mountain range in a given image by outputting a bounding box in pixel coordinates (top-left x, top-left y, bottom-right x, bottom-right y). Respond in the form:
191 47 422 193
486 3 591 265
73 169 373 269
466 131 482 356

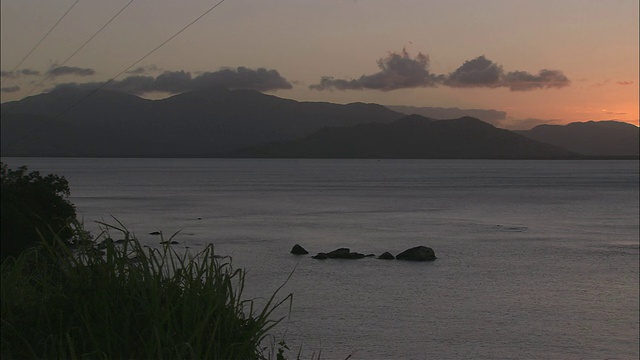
1 87 401 157
233 115 577 159
516 121 639 157
1 87 638 158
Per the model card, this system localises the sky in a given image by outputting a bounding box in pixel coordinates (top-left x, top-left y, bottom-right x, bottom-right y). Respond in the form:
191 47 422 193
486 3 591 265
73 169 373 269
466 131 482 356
1 0 638 129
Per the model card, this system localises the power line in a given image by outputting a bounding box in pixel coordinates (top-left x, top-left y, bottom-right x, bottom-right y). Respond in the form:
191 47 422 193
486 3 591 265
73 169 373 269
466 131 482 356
0 0 80 86
2 0 229 153
19 0 136 100
105 0 228 85
51 0 228 112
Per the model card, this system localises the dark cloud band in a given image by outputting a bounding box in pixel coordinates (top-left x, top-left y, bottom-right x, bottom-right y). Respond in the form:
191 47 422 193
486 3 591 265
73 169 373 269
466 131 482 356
445 56 502 88
310 49 442 91
47 66 96 77
502 69 569 91
0 69 41 78
51 67 293 94
311 51 570 92
125 65 161 75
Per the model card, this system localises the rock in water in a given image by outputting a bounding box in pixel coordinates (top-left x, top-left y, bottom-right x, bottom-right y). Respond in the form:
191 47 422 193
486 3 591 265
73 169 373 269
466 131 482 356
291 244 309 255
326 248 351 259
377 252 395 260
313 248 368 260
395 246 436 261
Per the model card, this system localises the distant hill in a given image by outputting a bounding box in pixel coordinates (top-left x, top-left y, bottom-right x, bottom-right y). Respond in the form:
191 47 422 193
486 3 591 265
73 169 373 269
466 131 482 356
1 87 403 157
3 88 636 158
233 115 579 159
516 121 639 157
387 105 507 125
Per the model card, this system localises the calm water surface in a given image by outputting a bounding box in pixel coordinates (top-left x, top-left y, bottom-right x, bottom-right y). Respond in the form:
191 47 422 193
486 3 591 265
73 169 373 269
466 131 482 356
3 158 639 359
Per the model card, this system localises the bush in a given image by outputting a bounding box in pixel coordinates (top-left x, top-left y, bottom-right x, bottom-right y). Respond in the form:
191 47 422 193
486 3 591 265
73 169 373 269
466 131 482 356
1 221 292 359
1 162 77 261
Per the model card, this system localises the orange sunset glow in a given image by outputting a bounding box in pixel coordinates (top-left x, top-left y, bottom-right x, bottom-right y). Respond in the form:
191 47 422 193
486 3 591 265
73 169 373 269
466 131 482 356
1 0 638 129
0 2 638 359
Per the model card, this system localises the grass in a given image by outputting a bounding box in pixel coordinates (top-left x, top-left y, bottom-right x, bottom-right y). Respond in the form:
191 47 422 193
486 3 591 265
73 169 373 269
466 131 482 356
1 220 293 359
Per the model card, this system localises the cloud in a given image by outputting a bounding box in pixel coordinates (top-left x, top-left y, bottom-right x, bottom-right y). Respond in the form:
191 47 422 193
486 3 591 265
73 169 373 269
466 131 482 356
20 69 41 76
1 68 41 78
311 50 570 92
50 67 293 94
126 65 161 75
107 76 157 94
191 67 293 92
445 56 502 88
0 85 20 93
310 49 443 91
502 69 570 90
446 56 570 90
617 81 634 85
19 69 40 76
47 66 96 77
593 79 611 87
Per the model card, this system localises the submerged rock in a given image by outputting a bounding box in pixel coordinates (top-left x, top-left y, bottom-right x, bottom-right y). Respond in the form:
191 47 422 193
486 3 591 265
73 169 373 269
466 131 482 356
290 244 309 255
311 248 367 260
323 248 367 259
395 246 436 261
377 252 395 260
326 248 351 258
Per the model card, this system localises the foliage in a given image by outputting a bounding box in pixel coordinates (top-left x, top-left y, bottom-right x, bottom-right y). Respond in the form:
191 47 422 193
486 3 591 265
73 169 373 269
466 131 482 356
0 220 293 359
1 162 77 261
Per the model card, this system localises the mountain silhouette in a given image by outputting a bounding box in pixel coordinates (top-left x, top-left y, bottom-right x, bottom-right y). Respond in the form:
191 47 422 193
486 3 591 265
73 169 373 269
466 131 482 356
2 88 636 158
516 121 639 156
233 115 578 159
1 87 403 157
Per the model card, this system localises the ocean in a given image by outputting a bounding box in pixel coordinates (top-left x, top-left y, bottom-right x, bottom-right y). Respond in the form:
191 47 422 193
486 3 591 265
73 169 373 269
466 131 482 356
2 157 638 359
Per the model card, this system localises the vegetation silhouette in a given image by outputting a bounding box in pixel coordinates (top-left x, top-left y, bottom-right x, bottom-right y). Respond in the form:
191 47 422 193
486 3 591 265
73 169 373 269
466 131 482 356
1 164 295 359
1 162 77 261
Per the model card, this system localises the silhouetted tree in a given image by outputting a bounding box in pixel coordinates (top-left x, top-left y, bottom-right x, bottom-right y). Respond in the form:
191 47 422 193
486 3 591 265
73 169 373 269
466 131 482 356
1 163 77 261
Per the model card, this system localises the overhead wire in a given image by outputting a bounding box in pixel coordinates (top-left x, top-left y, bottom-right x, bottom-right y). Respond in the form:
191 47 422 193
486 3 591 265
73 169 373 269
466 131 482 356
19 0 137 100
98 0 228 90
2 0 229 153
29 0 228 119
0 0 81 86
